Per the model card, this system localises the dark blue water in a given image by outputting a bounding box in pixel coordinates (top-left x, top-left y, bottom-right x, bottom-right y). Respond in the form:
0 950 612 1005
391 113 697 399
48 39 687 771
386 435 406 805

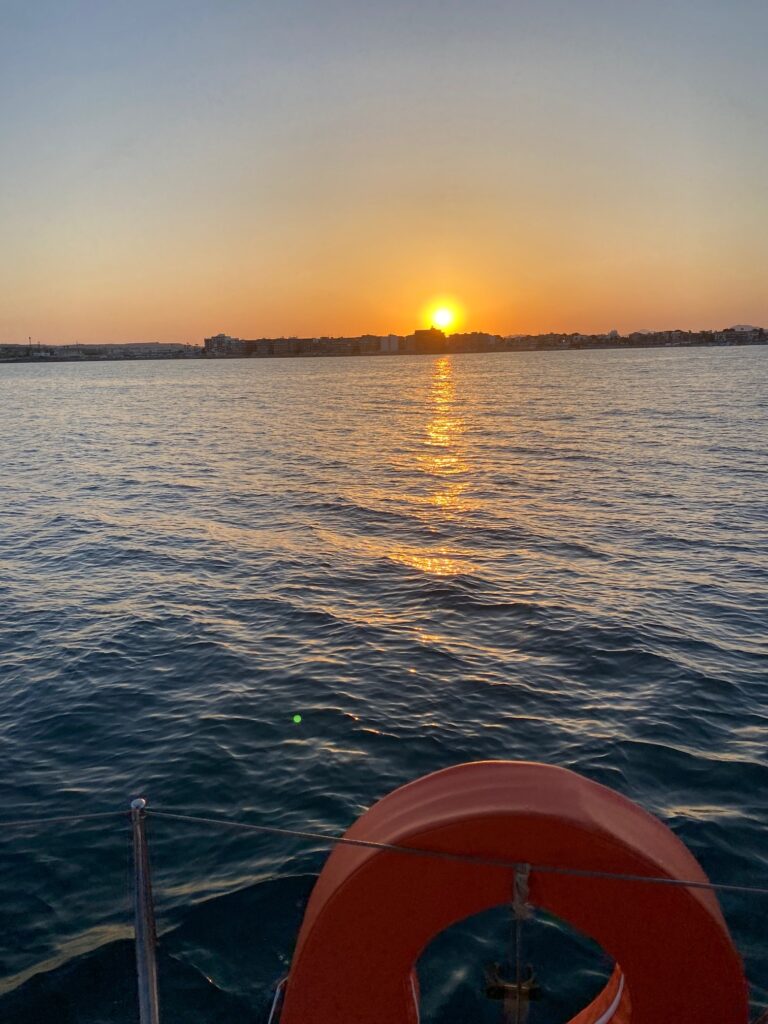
1 347 767 1021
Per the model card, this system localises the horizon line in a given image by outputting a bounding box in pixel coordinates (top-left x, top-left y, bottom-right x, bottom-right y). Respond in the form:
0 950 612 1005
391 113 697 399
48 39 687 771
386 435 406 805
2 323 766 348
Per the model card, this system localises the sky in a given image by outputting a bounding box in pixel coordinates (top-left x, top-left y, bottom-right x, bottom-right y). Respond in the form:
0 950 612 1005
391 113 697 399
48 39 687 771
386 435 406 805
1 0 767 343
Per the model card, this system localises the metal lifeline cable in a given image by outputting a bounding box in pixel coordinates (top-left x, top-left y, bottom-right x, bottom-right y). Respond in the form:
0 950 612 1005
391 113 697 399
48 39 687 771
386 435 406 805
5 802 768 1023
2 804 768 899
147 808 768 897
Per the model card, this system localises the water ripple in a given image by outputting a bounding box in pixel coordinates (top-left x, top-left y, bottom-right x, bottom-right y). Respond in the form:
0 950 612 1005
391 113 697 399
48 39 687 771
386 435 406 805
0 347 767 1020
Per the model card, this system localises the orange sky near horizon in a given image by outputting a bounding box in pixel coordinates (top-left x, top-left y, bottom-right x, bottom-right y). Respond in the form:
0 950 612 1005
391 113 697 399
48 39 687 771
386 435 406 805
1 1 766 345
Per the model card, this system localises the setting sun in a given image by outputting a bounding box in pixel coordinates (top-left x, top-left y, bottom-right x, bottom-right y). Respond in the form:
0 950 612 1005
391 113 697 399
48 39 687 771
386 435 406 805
432 307 455 329
424 301 463 332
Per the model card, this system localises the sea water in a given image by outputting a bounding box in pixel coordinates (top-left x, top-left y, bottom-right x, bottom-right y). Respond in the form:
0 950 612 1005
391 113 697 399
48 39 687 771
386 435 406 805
0 347 766 1021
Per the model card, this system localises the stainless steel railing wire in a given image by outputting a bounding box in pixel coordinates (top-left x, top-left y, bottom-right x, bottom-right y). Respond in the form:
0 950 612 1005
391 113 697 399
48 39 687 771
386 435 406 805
3 803 768 1023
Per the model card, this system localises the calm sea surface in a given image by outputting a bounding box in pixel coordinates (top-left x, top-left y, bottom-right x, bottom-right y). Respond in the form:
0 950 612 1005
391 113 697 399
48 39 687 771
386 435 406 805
0 348 767 1022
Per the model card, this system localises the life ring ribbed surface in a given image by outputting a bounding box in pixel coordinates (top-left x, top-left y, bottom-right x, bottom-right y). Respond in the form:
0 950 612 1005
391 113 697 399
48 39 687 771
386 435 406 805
279 761 748 1023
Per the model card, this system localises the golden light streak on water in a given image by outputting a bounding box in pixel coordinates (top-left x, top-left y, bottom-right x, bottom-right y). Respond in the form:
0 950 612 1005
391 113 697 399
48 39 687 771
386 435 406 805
420 356 472 513
387 358 476 573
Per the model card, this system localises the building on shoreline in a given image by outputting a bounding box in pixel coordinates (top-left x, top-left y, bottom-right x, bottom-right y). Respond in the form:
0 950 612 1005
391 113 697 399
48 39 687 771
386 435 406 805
2 326 765 365
0 342 202 362
203 333 406 358
203 328 509 358
201 326 767 360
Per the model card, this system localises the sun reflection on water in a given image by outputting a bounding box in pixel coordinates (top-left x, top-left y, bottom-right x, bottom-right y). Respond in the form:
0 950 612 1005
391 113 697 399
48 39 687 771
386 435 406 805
389 550 468 576
418 357 471 504
327 357 477 575
387 356 475 575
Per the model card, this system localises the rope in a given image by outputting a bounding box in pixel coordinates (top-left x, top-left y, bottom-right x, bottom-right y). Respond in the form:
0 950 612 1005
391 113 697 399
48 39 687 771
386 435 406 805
512 864 532 921
0 811 128 829
147 808 768 897
512 865 531 1024
514 868 532 1024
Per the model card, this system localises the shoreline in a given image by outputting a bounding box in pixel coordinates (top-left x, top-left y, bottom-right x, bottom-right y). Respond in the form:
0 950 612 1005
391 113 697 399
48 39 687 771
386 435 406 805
1 336 766 365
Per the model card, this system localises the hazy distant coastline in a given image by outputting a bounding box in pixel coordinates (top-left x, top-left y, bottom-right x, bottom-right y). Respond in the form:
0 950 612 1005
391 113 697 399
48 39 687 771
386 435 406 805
1 325 766 363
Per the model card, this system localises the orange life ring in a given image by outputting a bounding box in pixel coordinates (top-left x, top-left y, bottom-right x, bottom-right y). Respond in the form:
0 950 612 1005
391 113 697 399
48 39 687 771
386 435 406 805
279 761 748 1023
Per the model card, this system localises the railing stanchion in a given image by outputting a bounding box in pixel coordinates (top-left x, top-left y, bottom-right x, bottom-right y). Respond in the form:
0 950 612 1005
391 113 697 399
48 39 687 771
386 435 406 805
131 797 160 1024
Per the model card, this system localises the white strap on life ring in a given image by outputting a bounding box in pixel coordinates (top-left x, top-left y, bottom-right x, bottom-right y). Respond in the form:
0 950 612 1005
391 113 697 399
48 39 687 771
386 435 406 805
591 971 625 1024
410 972 421 1023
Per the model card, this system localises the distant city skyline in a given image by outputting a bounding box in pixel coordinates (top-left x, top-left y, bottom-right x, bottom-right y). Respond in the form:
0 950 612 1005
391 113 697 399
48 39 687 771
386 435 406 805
1 0 767 344
2 319 767 349
2 320 766 366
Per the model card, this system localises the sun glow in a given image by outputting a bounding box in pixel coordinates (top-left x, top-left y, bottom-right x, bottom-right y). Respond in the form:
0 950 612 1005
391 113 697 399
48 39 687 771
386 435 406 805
432 307 454 329
423 299 463 333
